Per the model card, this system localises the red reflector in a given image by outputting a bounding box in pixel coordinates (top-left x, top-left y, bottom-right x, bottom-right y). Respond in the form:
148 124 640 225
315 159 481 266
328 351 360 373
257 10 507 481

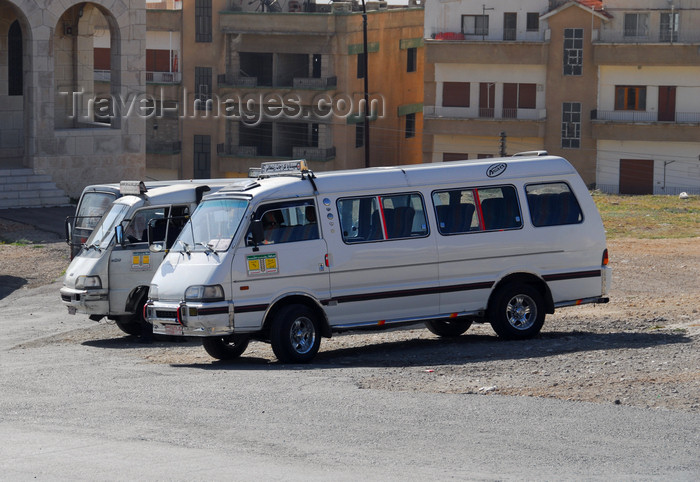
378 320 386 326
176 306 182 325
325 254 329 268
143 303 148 321
602 249 609 266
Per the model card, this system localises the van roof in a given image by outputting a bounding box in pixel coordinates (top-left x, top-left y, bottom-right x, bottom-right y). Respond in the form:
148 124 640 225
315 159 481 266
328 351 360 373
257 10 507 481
111 179 252 206
206 155 579 202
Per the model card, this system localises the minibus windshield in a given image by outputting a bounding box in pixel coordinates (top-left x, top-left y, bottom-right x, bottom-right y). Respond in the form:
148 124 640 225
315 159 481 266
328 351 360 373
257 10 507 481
83 203 131 251
175 198 248 253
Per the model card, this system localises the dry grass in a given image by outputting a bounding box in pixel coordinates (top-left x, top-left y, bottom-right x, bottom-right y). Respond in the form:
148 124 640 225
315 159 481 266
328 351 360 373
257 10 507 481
592 192 700 239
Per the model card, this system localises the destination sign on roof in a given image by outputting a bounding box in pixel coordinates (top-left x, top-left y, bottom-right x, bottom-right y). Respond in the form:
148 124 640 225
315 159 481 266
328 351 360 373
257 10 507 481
260 160 308 176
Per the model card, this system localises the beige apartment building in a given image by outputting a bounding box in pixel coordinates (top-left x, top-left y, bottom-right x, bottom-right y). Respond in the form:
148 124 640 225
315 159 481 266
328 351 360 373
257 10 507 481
424 0 700 194
145 0 425 180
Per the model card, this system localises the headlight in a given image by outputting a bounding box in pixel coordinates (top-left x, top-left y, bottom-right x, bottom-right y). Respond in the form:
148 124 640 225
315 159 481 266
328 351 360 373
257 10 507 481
148 284 158 301
75 275 102 290
185 284 224 302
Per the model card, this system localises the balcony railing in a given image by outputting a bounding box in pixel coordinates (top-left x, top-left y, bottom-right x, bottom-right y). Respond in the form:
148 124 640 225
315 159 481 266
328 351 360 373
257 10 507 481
596 29 700 44
293 76 337 89
292 146 336 162
95 70 181 84
146 71 181 84
593 110 700 123
425 106 546 121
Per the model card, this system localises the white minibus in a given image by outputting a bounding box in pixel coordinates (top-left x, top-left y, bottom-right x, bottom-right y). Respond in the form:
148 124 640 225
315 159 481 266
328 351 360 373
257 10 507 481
145 157 611 362
60 180 243 335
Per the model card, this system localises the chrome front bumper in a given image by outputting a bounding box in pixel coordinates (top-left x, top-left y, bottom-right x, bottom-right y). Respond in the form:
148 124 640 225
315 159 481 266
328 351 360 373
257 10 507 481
145 300 234 337
59 287 109 315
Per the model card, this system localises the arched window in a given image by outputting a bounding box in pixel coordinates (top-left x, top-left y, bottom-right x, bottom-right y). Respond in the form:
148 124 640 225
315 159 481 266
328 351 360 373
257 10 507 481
8 20 23 96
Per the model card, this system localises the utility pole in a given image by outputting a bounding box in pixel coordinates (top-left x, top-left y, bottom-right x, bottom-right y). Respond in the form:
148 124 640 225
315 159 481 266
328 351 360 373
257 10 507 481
361 0 370 168
481 4 494 41
499 131 507 157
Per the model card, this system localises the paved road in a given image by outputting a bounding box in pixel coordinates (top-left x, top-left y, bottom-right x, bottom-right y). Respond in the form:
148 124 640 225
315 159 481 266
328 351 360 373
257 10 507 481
1 282 699 480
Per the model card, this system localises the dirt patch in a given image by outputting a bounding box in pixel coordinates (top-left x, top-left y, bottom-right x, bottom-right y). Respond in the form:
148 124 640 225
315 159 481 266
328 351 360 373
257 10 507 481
2 214 699 412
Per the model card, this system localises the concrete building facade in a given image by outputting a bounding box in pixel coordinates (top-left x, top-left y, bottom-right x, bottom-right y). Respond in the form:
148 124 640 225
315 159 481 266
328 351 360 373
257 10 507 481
154 0 425 179
0 0 146 202
424 0 700 194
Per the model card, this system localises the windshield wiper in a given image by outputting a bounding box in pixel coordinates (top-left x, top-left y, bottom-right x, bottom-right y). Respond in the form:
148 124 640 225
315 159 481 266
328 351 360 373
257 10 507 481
196 242 215 254
176 240 191 255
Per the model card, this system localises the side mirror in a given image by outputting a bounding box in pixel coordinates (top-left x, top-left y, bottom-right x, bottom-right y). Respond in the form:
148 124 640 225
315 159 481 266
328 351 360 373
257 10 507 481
250 219 264 251
115 224 125 247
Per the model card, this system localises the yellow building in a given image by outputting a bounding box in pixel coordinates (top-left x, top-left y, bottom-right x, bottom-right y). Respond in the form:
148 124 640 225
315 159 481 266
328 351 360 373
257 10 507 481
151 0 425 179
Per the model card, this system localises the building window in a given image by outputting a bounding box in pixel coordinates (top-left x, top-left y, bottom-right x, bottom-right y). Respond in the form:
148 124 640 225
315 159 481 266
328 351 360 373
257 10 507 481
194 67 212 111
443 153 468 162
615 86 646 111
561 102 581 149
462 15 489 37
563 28 583 76
357 52 366 79
442 82 470 108
195 0 212 43
503 13 517 41
660 12 679 42
407 48 417 73
624 13 649 38
503 83 536 118
526 13 539 32
8 20 22 96
355 122 364 148
405 113 416 139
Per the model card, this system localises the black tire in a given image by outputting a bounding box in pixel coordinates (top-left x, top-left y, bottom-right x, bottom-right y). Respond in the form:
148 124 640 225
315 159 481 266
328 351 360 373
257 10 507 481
488 283 546 340
425 319 472 337
115 317 141 336
202 335 250 360
270 304 321 363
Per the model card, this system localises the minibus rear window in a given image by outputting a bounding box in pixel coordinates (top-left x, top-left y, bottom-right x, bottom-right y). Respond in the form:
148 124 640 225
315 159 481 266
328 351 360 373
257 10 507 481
525 182 583 227
337 193 429 243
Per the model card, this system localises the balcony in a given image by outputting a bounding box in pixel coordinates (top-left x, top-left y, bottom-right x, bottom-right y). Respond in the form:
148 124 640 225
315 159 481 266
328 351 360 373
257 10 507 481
292 146 336 162
425 106 546 121
596 30 700 44
220 11 337 36
592 110 700 124
95 70 181 84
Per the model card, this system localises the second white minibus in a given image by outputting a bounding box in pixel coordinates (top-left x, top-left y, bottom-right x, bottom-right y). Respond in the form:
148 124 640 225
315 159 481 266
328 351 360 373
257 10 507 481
145 157 611 363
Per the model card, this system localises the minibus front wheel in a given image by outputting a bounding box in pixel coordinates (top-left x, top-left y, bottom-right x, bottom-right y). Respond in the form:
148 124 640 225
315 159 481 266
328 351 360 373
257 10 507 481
202 335 250 360
270 304 321 363
488 283 545 340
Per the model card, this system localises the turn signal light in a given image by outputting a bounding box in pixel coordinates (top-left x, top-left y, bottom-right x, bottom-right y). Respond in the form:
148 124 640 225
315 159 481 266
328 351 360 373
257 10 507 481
602 249 609 266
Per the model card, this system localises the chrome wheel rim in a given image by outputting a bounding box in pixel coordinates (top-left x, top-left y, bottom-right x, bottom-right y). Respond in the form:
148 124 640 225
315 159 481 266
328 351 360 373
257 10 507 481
289 316 316 355
505 294 537 330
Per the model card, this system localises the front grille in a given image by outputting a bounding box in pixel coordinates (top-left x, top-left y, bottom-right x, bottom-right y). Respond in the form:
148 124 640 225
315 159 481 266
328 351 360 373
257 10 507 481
155 309 178 320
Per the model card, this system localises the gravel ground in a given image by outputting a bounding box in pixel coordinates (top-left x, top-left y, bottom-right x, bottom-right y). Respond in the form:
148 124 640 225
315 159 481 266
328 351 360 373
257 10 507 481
1 217 699 413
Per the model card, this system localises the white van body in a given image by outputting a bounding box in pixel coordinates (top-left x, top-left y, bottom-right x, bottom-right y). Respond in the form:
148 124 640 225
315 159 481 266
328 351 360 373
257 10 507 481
60 181 241 335
146 157 611 362
68 179 234 258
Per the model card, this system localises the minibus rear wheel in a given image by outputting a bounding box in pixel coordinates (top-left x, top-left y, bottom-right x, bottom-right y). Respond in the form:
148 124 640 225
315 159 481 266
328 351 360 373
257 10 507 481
488 283 545 340
270 304 321 363
425 319 472 337
202 335 250 360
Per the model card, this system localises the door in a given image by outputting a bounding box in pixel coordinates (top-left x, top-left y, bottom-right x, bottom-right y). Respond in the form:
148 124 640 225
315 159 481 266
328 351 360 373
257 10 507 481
108 206 171 314
230 199 330 330
503 13 517 40
620 159 654 194
324 192 439 327
658 86 676 122
479 83 495 118
193 135 211 179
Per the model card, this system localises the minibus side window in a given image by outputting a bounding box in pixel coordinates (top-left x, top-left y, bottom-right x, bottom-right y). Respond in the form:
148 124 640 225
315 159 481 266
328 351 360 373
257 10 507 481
432 190 480 234
478 186 522 230
525 182 583 227
337 193 428 243
125 207 169 244
247 200 319 246
432 185 521 234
